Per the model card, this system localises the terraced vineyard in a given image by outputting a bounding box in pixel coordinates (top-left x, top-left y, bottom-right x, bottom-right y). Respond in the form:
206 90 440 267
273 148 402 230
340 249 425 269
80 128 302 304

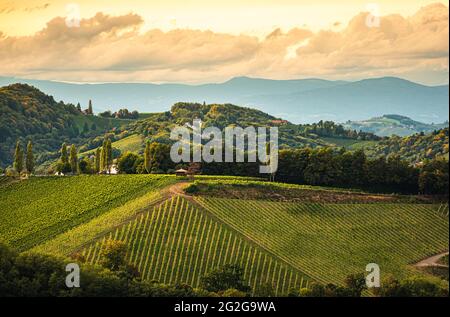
0 175 175 251
195 197 449 284
81 196 310 295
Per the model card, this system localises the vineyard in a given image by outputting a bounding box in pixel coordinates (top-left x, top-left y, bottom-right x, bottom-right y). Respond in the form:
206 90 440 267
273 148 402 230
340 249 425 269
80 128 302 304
0 175 175 251
81 196 310 295
195 197 449 284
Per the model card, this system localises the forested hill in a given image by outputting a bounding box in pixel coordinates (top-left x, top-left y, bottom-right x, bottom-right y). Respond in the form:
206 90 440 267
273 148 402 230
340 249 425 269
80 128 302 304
365 128 449 164
128 102 380 148
343 114 449 137
0 84 132 167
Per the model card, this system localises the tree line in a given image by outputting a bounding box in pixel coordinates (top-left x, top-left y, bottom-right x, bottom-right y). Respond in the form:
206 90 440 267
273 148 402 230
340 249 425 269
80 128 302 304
6 137 448 196
55 139 114 175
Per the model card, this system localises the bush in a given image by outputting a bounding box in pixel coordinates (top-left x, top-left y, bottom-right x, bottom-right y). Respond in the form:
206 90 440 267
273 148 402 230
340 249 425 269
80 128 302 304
220 288 248 297
117 152 140 174
200 264 251 294
184 183 199 194
374 274 448 297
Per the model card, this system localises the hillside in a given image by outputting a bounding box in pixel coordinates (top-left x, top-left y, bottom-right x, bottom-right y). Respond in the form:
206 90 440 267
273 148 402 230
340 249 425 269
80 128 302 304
365 128 449 164
79 196 310 295
0 175 447 293
0 175 174 251
128 102 379 149
344 114 449 137
0 84 137 167
1 76 447 124
195 197 448 284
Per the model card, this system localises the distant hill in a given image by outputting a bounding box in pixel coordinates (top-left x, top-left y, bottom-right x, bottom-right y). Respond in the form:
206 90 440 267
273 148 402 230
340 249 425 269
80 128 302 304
364 128 449 164
0 76 447 124
343 114 449 137
126 102 379 149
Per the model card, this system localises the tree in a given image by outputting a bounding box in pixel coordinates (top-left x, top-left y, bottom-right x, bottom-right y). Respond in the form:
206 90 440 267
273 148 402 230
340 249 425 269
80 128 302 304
87 100 93 115
144 141 151 173
100 239 128 271
106 138 112 173
100 140 107 173
344 273 367 297
69 144 78 174
82 122 89 134
25 141 34 174
94 148 101 173
76 102 82 112
60 143 68 164
118 152 139 174
200 264 251 293
78 158 92 174
13 141 24 173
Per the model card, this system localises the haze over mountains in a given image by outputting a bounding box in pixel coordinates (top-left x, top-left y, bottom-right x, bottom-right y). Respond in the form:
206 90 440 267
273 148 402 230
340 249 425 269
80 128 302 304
0 76 448 124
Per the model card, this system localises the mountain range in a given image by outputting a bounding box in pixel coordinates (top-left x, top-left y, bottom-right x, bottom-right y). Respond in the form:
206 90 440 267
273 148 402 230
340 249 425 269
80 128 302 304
0 76 447 124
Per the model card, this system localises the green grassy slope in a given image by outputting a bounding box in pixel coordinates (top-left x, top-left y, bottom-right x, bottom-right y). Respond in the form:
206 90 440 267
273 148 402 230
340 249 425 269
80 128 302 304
73 115 133 132
195 197 449 285
80 134 143 156
80 196 311 295
0 175 174 251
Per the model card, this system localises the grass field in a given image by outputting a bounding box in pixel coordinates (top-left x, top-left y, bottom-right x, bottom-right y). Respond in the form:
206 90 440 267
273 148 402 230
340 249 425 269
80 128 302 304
195 197 449 285
80 196 311 295
73 115 132 132
2 174 448 294
322 137 379 150
80 134 143 156
0 175 174 251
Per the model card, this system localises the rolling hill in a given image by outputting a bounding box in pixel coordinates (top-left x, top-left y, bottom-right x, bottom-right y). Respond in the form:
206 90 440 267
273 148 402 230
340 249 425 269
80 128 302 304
0 175 447 295
344 114 449 137
0 84 138 167
1 76 447 124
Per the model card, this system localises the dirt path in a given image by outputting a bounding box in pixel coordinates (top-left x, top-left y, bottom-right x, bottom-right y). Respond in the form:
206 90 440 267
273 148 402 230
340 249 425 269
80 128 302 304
414 251 449 268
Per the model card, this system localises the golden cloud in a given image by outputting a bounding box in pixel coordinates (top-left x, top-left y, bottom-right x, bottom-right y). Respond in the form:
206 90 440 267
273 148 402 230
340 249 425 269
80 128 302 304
0 3 448 84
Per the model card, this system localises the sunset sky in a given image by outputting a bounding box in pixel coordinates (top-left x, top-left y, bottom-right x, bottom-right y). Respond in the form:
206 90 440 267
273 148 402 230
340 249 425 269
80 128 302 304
0 0 448 84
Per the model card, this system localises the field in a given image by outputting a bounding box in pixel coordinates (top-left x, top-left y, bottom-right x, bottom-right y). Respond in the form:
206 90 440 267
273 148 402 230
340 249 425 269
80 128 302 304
80 196 310 295
0 175 175 251
73 115 133 132
80 134 143 156
195 197 449 284
1 174 448 295
322 137 379 150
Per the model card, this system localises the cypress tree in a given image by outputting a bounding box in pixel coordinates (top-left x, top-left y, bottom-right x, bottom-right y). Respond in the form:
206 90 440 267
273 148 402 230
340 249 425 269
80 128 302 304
106 139 112 173
13 141 24 173
25 140 34 174
144 141 151 173
69 144 78 174
95 147 101 173
88 100 93 115
83 122 89 134
76 102 82 112
60 143 68 164
100 139 107 173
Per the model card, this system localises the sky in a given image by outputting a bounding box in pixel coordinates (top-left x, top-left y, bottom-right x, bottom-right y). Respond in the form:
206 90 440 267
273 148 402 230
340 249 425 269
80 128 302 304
0 0 448 84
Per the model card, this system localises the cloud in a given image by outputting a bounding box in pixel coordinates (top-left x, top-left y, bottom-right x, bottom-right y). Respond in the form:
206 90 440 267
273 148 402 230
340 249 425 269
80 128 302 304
0 1 51 14
0 3 448 84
